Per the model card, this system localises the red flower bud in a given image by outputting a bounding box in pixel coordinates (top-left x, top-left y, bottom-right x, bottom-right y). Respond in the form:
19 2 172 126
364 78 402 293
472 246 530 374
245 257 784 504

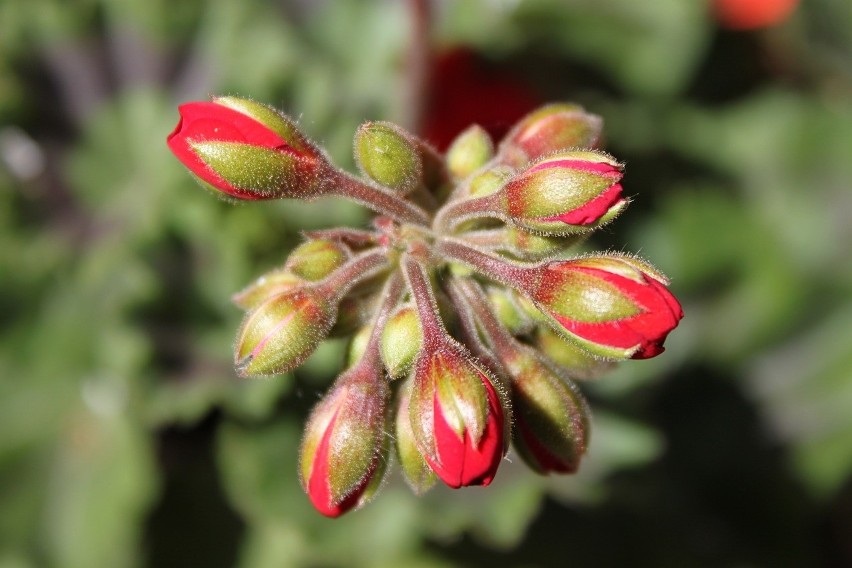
167 97 323 200
501 151 627 234
528 255 683 359
408 340 505 488
497 103 603 167
299 365 390 517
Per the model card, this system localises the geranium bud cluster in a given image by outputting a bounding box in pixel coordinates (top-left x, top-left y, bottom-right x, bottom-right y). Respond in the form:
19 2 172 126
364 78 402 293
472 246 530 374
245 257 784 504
167 97 683 517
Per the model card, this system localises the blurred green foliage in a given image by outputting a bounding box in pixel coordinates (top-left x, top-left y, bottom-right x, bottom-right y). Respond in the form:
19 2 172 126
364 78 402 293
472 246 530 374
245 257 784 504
1 0 851 566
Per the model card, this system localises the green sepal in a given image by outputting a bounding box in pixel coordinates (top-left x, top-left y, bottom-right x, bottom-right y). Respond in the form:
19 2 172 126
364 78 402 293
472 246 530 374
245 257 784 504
191 141 314 198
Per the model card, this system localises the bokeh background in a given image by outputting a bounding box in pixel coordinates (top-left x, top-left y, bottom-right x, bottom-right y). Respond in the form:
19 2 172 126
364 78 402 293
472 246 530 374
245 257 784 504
2 0 852 566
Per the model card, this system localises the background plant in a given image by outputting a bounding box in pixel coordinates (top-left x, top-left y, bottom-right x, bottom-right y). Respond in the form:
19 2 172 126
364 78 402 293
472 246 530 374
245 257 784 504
1 0 851 566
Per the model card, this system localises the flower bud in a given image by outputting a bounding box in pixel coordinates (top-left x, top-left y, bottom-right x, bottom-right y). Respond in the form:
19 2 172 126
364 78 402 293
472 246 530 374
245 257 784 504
445 124 494 179
513 290 548 324
467 165 512 199
347 324 372 367
380 304 422 379
284 239 350 281
299 365 390 517
534 326 614 380
235 288 335 376
486 286 532 335
502 346 591 474
231 269 303 311
408 340 505 488
394 379 437 494
354 121 422 193
500 151 627 235
526 255 683 359
505 227 585 260
498 103 602 167
167 97 324 199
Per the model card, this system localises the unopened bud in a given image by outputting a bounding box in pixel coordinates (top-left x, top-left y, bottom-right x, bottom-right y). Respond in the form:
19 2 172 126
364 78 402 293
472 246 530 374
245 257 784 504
467 165 512 199
445 124 494 179
505 226 585 260
354 121 423 193
500 151 627 235
380 304 422 379
498 103 602 167
232 269 303 310
285 239 350 281
502 346 591 474
299 365 389 517
347 324 372 367
534 326 614 380
409 340 505 488
167 97 324 199
394 379 437 494
486 287 532 335
526 255 683 359
234 288 335 376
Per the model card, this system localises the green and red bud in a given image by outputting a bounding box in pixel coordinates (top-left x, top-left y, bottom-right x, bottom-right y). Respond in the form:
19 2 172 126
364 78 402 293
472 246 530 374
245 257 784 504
497 103 603 167
299 365 390 517
408 340 505 488
502 346 591 474
394 379 437 494
501 151 627 234
445 124 494 180
526 255 684 360
380 304 422 379
167 97 326 200
234 288 335 376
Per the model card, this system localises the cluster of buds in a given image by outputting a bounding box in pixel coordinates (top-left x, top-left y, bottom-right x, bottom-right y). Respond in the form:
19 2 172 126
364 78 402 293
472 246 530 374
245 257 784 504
167 97 683 517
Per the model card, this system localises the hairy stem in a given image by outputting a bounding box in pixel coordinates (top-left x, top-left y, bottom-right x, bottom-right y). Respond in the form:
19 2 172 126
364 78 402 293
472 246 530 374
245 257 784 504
326 170 430 226
316 249 391 301
358 271 405 369
450 277 516 355
433 193 502 233
445 277 505 374
401 254 445 338
435 237 537 288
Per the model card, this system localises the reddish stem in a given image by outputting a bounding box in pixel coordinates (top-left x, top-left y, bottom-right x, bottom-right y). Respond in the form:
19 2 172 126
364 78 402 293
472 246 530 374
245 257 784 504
445 277 505 374
325 170 430 226
401 254 445 339
315 249 390 301
435 237 537 289
433 193 502 233
450 278 516 355
358 271 405 369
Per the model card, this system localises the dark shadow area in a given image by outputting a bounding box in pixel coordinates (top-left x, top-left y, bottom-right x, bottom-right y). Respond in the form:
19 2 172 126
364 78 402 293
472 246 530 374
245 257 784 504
144 412 245 568
430 366 828 567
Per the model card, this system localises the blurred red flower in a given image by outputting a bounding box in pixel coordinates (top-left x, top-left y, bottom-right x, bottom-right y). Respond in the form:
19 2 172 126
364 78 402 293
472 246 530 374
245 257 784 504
713 0 799 30
421 48 540 151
